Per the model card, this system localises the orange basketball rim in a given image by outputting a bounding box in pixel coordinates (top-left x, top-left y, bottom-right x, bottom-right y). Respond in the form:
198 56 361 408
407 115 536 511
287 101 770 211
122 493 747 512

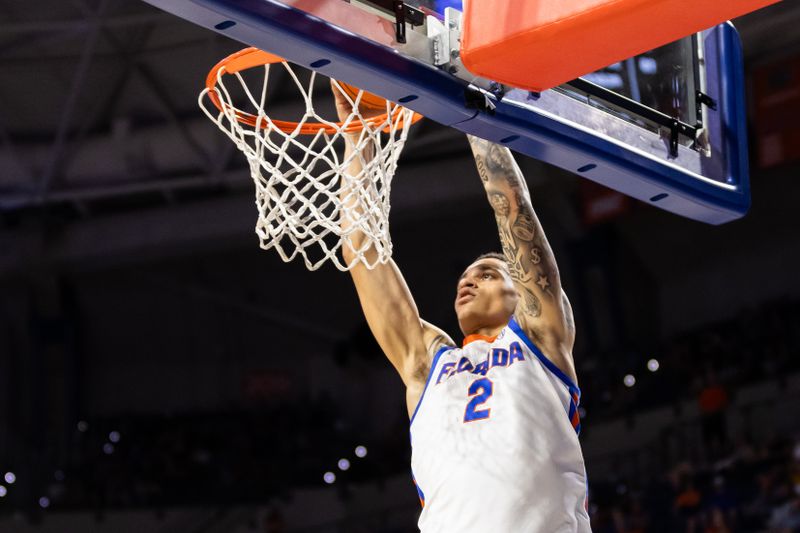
204 47 423 135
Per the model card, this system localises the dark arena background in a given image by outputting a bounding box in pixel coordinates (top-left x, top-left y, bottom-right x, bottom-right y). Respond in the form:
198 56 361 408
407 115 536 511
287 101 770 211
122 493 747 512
2 2 800 532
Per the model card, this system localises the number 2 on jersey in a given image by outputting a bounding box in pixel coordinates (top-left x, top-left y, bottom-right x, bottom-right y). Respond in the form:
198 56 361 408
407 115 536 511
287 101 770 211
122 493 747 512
464 378 494 422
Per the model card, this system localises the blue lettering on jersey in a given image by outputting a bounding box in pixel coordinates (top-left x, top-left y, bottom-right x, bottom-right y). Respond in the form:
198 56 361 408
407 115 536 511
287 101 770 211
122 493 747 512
457 357 475 373
436 362 456 385
436 341 524 385
509 342 524 364
472 360 489 376
491 348 509 368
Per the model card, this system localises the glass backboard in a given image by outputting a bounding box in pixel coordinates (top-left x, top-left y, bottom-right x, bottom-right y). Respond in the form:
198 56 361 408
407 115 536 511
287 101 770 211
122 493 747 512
139 0 751 224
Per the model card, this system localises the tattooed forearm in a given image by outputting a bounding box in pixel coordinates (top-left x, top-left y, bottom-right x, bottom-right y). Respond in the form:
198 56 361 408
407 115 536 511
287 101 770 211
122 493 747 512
489 192 510 218
520 286 542 317
535 275 550 291
512 210 535 241
488 187 554 298
495 216 529 280
477 137 516 175
475 155 490 183
469 135 559 307
475 140 530 197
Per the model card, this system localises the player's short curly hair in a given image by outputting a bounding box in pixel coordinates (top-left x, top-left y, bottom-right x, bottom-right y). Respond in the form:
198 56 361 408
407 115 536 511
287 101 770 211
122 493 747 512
473 252 508 266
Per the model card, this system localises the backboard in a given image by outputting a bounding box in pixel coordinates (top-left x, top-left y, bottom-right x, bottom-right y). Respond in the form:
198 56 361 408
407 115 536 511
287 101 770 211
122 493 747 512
140 0 751 224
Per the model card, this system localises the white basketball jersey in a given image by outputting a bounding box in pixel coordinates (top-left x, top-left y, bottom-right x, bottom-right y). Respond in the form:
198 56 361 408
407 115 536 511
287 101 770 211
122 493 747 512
409 317 591 532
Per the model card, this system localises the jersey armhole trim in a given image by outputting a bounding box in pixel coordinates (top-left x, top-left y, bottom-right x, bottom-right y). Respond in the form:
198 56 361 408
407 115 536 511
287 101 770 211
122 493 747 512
411 471 426 508
507 317 581 399
409 345 454 427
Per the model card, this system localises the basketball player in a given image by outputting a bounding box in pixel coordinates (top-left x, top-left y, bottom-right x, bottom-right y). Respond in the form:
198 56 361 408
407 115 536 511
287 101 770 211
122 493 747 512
334 84 591 532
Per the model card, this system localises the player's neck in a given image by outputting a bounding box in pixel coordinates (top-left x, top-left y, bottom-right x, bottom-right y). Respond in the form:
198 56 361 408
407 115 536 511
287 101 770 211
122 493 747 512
464 323 506 339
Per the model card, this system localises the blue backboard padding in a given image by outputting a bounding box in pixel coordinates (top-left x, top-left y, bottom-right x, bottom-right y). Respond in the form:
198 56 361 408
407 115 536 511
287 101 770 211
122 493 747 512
142 0 750 224
719 24 751 206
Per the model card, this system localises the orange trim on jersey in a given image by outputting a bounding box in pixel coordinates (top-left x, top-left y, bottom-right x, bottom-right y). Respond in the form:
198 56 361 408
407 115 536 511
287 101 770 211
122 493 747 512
462 333 497 347
571 409 581 430
412 476 426 508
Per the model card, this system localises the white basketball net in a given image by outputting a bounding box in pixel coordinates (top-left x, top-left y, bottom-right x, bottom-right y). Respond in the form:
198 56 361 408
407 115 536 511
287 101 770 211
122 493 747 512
198 59 417 271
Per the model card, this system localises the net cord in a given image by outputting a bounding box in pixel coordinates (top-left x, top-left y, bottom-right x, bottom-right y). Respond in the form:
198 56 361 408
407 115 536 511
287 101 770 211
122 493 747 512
198 60 415 271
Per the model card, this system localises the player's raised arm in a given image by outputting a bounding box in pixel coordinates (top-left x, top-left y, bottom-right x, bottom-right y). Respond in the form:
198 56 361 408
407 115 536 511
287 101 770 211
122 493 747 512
334 82 454 396
467 135 576 369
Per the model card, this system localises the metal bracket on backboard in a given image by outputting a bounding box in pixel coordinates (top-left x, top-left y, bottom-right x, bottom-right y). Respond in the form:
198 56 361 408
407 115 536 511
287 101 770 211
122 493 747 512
427 8 498 93
427 14 448 65
393 0 406 43
445 8 462 73
696 91 718 111
346 2 498 93
465 86 497 115
691 90 718 155
669 119 681 158
364 0 425 26
348 0 430 58
567 77 702 159
428 8 461 68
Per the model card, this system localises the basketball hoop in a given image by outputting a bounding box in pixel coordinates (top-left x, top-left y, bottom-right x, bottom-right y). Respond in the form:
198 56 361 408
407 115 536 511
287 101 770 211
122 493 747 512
199 47 423 271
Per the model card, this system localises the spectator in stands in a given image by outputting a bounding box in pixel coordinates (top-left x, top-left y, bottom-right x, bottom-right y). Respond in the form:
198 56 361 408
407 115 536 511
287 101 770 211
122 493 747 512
706 475 737 532
675 473 703 533
698 367 730 459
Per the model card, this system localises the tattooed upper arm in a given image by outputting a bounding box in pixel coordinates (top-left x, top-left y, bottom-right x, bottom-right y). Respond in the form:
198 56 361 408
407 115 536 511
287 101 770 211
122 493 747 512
467 135 569 340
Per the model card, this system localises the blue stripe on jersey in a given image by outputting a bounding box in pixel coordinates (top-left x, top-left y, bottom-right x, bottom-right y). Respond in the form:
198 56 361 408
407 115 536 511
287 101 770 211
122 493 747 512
409 347 453 509
568 397 581 436
507 317 581 399
568 397 577 421
409 344 455 426
412 471 426 507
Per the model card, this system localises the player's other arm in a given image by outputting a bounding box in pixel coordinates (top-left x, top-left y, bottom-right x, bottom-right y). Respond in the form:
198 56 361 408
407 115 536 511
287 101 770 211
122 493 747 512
335 84 453 388
467 135 577 375
344 240 452 387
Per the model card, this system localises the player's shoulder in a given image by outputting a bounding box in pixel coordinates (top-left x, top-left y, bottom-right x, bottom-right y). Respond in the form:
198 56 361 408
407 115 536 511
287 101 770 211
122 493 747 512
420 320 456 357
509 312 579 385
401 320 455 387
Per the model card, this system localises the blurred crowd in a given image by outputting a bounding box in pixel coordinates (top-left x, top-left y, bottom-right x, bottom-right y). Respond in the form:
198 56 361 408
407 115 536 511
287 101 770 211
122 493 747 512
28 299 800 533
586 298 800 533
590 435 800 533
579 300 800 422
52 392 400 509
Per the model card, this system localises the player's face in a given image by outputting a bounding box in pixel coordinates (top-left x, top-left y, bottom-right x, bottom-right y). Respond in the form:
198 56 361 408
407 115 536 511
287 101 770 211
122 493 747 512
454 258 519 334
